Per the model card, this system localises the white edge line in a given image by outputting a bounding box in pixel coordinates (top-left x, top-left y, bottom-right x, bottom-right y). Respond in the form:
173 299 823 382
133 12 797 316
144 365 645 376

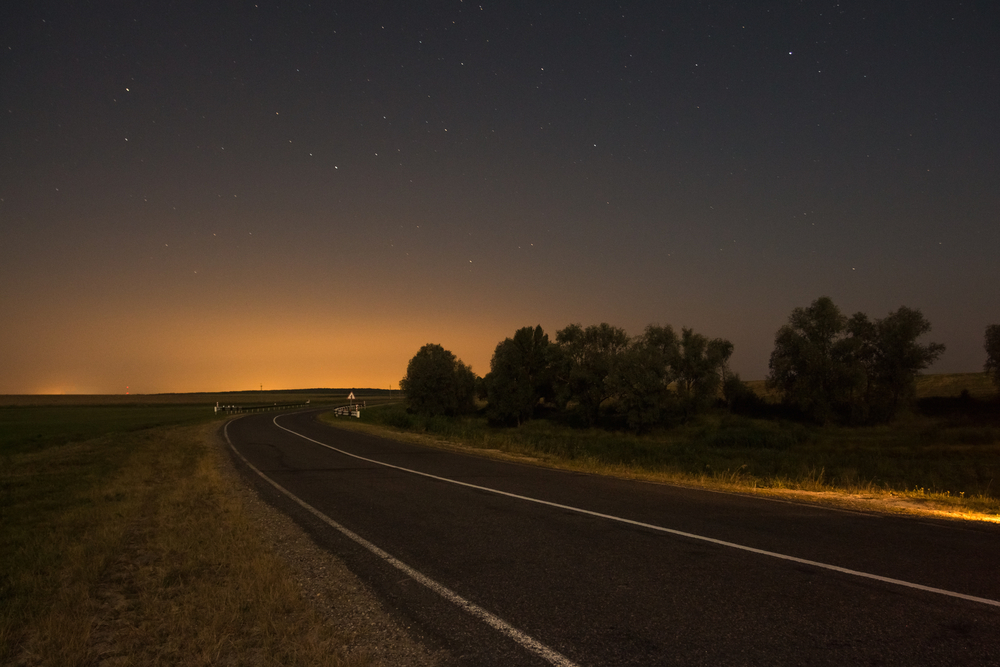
224 417 579 667
271 413 1000 610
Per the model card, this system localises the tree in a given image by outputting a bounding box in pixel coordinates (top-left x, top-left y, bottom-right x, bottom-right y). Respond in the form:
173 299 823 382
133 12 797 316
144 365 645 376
984 324 1000 392
483 325 553 426
554 323 630 425
766 296 861 423
608 325 679 432
850 307 945 421
673 327 734 418
768 297 945 423
400 344 477 416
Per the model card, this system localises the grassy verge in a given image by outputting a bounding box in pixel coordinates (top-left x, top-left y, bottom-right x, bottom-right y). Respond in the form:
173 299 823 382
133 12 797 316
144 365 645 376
0 407 364 666
324 400 1000 522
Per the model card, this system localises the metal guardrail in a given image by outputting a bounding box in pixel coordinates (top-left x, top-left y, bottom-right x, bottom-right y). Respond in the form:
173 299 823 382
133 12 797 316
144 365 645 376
332 402 366 418
214 401 311 414
215 400 368 418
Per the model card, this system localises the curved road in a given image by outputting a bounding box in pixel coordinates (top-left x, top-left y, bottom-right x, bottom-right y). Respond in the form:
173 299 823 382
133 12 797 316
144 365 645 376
225 408 1000 666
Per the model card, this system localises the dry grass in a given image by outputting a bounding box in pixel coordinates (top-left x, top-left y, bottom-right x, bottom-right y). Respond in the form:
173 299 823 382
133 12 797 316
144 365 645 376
914 372 997 399
743 372 998 402
2 421 367 666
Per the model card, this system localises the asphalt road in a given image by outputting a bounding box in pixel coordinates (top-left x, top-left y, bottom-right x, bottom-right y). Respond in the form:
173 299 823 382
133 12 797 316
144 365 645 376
225 408 1000 666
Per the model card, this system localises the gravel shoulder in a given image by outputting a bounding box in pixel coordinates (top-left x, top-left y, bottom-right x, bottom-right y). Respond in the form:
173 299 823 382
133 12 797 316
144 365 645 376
212 421 451 667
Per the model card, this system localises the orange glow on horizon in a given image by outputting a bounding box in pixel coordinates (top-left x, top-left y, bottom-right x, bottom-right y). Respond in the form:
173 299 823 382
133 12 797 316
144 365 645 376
3 294 528 393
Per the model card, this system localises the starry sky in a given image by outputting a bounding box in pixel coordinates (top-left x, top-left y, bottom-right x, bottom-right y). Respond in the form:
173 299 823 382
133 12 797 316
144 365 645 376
2 1 997 394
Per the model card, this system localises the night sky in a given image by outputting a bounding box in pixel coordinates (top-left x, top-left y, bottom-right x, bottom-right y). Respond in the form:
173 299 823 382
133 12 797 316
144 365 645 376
2 1 997 394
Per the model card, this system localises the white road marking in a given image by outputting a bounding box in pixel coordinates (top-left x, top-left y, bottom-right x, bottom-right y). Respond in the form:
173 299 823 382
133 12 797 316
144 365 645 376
272 413 1000 610
224 418 579 667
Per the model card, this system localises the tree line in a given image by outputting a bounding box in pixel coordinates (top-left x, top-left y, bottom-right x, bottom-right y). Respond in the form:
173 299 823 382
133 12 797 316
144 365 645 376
400 296 1000 429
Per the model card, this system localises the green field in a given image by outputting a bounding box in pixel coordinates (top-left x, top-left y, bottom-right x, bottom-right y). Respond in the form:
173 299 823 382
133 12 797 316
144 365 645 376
0 405 217 455
0 391 355 455
0 393 380 666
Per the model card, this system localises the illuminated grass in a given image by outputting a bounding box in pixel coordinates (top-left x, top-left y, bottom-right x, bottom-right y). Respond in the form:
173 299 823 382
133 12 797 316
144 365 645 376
333 398 1000 519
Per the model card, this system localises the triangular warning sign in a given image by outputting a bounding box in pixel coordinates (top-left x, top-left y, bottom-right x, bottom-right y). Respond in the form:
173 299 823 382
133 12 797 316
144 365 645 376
347 392 355 400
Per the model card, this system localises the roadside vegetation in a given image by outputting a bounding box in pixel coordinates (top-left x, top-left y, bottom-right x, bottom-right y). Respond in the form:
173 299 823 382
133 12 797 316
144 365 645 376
356 381 998 513
0 397 366 666
384 300 1000 520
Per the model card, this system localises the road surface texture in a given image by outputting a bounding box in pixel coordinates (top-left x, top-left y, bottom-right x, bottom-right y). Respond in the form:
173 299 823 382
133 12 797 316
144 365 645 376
225 409 1000 666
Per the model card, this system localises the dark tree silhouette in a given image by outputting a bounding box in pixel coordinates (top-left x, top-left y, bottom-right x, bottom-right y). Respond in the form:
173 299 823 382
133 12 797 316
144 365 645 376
673 327 734 418
609 325 679 432
767 296 859 423
400 344 477 416
985 324 1000 392
849 307 945 421
768 297 944 423
554 323 630 426
483 325 553 426
610 324 734 431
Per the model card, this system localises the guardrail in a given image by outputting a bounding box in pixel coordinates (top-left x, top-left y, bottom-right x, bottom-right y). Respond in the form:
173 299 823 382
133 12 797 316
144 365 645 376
332 402 366 418
214 401 312 414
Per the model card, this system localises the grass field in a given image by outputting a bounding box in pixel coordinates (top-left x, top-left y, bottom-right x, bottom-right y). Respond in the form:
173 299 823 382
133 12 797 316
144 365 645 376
0 390 350 407
0 391 348 457
335 373 1000 521
0 395 380 666
914 372 997 399
743 371 997 402
0 405 217 456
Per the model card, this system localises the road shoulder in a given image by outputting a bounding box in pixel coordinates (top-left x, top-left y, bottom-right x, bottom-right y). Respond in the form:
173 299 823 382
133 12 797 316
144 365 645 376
213 420 451 667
